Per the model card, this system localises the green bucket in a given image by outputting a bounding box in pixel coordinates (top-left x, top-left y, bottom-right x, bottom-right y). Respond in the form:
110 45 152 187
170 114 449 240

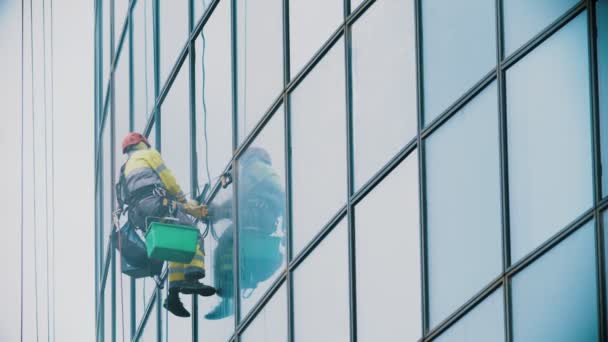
145 222 199 263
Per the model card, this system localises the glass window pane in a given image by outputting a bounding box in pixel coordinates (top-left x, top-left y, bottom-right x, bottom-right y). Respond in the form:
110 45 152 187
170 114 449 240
294 220 350 342
351 0 417 189
236 0 283 143
289 0 343 77
160 65 191 194
290 39 347 256
200 183 236 341
241 284 288 342
426 82 502 327
507 13 593 261
503 0 578 56
355 151 421 341
196 0 233 188
351 0 364 11
599 0 608 198
433 289 505 342
132 0 155 131
511 221 599 342
422 0 496 124
159 0 189 84
238 108 287 318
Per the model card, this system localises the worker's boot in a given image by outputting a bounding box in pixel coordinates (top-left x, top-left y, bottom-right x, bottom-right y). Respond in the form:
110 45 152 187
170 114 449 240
204 298 234 320
163 290 190 318
179 280 217 297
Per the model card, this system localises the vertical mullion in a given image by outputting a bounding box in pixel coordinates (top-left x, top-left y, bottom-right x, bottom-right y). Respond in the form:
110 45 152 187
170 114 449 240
413 0 429 336
343 0 357 341
153 0 161 151
152 0 162 340
231 0 239 153
109 0 117 340
230 0 241 329
282 0 294 340
495 0 513 341
188 0 199 339
588 2 607 342
127 5 138 340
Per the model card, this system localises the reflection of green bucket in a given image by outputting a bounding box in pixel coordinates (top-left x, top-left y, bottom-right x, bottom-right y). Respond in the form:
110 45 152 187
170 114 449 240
145 222 198 263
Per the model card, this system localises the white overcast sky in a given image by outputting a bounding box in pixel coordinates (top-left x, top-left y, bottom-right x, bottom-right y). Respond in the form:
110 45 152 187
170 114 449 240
0 0 94 341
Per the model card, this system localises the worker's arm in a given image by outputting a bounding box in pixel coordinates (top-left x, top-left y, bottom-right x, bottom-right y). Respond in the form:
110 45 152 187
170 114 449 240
145 149 187 202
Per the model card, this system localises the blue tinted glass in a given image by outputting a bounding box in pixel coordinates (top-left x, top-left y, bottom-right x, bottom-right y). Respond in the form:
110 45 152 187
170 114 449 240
196 0 233 188
426 83 502 327
200 184 236 341
132 0 155 131
238 107 287 319
503 0 579 56
511 222 598 342
351 0 417 189
434 289 505 342
289 0 343 77
159 0 189 84
355 152 421 341
237 0 283 143
422 0 496 124
290 40 347 256
599 0 608 198
507 13 593 261
294 220 350 342
160 65 191 193
241 284 288 342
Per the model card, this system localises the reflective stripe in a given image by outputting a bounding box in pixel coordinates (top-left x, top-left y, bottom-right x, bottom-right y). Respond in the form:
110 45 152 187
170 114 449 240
155 163 167 173
184 266 205 275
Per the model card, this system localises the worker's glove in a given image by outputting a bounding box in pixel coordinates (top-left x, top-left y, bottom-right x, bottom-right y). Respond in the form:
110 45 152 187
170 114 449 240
183 200 209 218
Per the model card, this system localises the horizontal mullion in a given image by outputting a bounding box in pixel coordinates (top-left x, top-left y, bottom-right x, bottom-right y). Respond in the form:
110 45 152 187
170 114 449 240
130 286 159 342
290 207 348 269
501 1 586 70
234 273 288 336
506 207 595 277
351 137 418 206
423 275 505 341
420 69 497 139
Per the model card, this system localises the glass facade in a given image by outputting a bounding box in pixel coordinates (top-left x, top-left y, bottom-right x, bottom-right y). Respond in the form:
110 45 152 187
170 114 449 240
94 1 608 341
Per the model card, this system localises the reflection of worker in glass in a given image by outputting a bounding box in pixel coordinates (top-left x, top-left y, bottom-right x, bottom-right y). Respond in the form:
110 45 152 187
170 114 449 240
205 147 286 320
116 132 216 318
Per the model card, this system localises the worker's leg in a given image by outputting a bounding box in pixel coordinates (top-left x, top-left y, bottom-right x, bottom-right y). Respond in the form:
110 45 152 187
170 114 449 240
205 227 235 320
168 261 187 290
184 239 205 281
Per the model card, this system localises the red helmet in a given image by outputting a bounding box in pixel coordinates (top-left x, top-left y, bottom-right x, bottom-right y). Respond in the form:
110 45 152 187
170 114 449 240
122 132 150 154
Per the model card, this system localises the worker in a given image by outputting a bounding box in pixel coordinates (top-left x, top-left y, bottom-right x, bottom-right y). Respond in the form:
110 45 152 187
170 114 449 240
116 132 216 318
204 147 286 320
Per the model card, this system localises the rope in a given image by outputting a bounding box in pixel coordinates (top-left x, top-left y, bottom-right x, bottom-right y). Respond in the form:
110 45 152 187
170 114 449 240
30 0 41 339
20 0 25 340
